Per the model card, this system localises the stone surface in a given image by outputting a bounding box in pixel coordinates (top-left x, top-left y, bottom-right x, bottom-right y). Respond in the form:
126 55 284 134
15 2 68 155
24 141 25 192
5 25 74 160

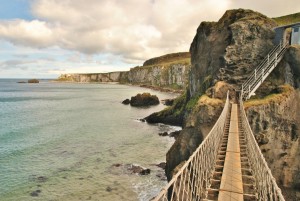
245 89 300 191
130 93 159 107
122 99 130 105
165 127 203 181
189 9 276 98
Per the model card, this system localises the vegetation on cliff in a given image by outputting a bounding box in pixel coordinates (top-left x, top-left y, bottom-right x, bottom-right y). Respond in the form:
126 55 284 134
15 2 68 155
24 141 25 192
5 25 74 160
244 85 294 108
273 12 300 26
143 52 190 66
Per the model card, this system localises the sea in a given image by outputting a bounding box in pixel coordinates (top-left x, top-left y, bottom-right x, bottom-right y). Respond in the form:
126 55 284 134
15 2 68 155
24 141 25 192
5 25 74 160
0 79 181 201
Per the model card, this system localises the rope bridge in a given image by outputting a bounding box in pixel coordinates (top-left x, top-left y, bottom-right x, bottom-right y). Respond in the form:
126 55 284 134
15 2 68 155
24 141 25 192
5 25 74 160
153 40 288 201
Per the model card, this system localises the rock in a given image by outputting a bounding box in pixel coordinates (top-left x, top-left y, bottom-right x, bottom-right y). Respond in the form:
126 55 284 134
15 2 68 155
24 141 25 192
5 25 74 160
17 81 27 83
122 99 130 105
140 168 151 175
162 99 174 106
285 45 300 88
156 162 166 169
28 79 39 83
138 118 146 122
127 164 151 175
30 190 41 197
158 132 168 136
156 173 167 181
37 176 48 183
130 93 159 107
165 127 203 181
106 186 112 192
145 92 188 126
112 163 122 167
246 89 300 189
168 131 181 139
189 9 276 97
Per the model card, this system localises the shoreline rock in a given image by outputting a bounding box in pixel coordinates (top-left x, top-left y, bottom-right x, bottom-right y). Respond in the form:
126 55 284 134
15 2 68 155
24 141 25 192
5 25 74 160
129 93 159 107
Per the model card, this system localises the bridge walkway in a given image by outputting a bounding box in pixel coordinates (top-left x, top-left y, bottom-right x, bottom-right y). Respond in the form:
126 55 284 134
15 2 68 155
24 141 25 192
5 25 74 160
207 103 256 201
218 103 243 200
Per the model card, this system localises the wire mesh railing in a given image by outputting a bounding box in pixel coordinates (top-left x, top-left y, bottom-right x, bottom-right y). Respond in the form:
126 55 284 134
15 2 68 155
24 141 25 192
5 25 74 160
153 92 230 201
239 98 285 201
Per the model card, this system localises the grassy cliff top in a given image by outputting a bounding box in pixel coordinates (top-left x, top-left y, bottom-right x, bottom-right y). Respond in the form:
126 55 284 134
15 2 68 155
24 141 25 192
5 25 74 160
273 12 300 26
143 52 190 66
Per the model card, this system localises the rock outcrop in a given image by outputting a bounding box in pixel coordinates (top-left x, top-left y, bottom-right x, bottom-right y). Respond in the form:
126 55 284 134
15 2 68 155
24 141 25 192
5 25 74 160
57 52 190 91
245 87 300 190
129 93 159 107
189 9 276 98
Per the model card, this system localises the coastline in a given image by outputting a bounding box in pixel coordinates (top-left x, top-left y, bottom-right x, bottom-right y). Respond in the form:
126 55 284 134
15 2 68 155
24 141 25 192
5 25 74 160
53 79 184 94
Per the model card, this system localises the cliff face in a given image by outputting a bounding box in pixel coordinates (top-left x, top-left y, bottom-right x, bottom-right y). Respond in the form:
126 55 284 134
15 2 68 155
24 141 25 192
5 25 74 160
59 71 128 83
189 9 276 97
245 88 300 190
58 52 190 90
128 63 188 88
163 9 300 198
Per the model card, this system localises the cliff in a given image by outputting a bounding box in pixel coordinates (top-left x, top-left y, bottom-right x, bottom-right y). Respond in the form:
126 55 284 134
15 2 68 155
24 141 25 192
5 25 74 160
147 9 300 199
57 52 190 91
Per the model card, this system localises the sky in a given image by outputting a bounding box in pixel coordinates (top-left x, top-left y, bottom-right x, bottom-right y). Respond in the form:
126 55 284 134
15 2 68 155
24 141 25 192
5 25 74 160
0 0 299 78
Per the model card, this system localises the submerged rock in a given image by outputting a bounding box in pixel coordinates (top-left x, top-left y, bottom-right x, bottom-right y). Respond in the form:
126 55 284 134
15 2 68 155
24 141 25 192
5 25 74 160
110 163 151 176
158 132 168 136
30 190 41 197
156 162 166 169
169 131 181 139
122 99 130 105
162 99 174 106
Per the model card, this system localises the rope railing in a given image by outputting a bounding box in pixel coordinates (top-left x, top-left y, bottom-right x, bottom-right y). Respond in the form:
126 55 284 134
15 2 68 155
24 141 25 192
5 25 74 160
241 39 288 100
153 92 230 201
239 98 285 201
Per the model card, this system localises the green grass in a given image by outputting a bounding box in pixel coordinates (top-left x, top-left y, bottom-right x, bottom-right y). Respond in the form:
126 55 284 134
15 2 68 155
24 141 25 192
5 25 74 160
273 12 300 26
132 57 191 70
244 85 293 108
143 52 190 66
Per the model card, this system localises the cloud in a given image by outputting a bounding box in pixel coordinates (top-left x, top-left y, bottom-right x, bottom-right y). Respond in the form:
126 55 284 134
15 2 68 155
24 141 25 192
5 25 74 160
0 0 299 69
0 59 36 69
0 19 56 47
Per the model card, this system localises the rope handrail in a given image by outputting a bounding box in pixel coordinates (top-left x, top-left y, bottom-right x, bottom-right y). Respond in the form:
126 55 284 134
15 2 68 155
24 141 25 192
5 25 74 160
153 92 230 201
239 98 285 201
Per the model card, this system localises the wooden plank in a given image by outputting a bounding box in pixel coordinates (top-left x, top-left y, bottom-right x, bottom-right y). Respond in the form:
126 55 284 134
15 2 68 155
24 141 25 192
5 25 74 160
218 104 244 201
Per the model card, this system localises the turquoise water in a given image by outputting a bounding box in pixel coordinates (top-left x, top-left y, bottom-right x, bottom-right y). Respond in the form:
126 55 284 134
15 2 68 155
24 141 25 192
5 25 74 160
0 80 179 201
